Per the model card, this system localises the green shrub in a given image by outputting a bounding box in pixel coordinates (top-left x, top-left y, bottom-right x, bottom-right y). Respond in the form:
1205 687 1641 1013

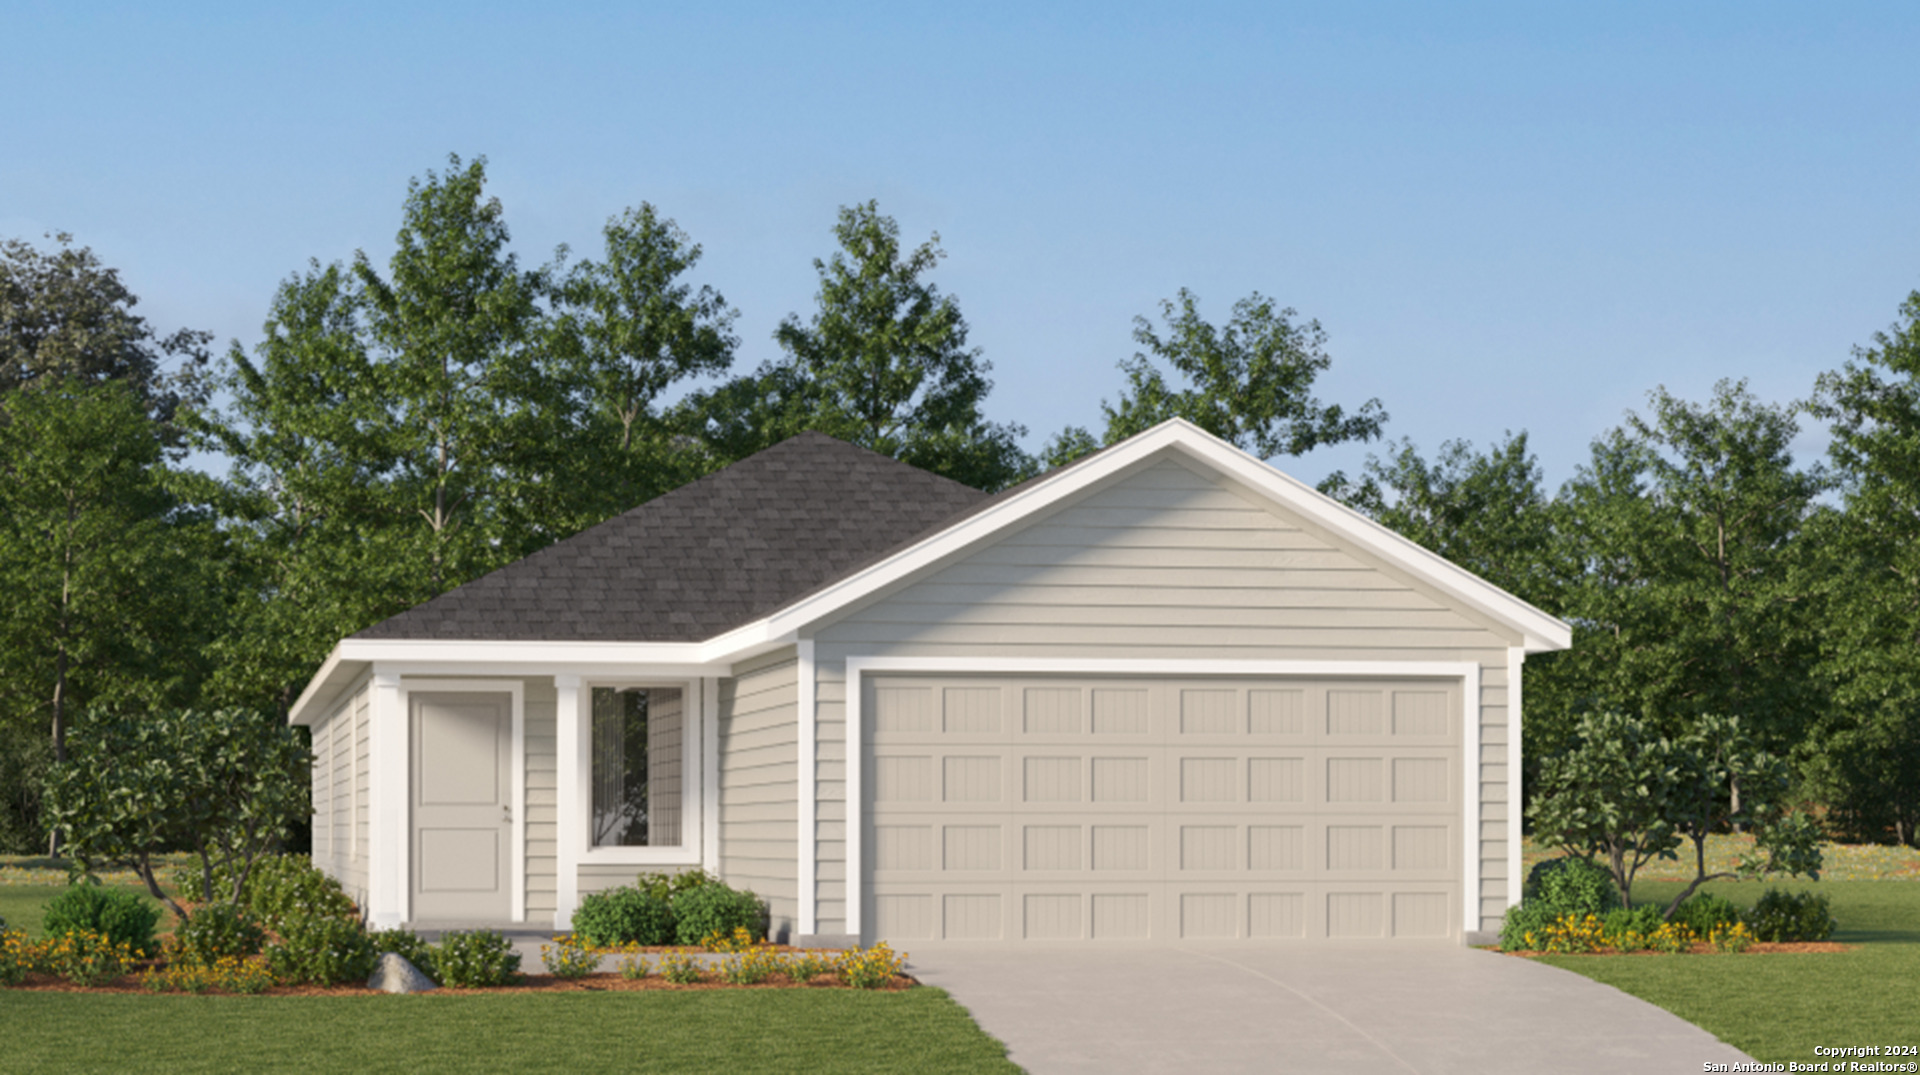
1744 888 1835 942
1600 905 1665 950
168 903 265 966
266 912 376 986
572 886 675 947
1527 856 1621 915
673 882 765 947
1499 857 1623 951
1674 893 1743 936
636 869 715 903
369 927 439 982
231 855 358 933
43 884 162 957
433 930 521 987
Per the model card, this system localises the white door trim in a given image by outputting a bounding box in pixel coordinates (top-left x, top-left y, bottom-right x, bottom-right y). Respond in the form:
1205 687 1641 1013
843 656 1484 940
397 678 526 924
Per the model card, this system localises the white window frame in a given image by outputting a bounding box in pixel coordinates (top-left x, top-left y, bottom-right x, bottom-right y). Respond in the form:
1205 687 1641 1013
573 678 706 868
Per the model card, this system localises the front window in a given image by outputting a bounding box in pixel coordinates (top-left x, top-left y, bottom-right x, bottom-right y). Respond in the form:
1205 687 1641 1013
591 686 683 848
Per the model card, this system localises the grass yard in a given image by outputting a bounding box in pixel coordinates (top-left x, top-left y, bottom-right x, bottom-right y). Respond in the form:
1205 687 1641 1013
0 989 1020 1074
1538 879 1920 1066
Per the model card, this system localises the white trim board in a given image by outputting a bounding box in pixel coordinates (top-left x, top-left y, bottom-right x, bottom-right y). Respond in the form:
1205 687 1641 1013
843 656 1486 940
796 641 819 937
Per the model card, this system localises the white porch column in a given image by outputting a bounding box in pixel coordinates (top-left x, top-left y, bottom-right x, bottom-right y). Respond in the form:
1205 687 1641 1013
368 671 405 927
554 674 583 930
1507 647 1526 909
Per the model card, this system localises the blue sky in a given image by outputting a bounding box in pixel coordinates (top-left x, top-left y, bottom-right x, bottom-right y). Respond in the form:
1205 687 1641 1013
6 2 1917 488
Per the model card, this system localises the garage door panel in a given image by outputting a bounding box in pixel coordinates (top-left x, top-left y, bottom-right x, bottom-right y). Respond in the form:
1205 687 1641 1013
867 674 1462 943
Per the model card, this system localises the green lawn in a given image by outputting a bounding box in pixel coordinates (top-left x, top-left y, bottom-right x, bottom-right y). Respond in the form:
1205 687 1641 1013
0 858 1015 1074
0 989 1019 1074
1538 879 1920 1066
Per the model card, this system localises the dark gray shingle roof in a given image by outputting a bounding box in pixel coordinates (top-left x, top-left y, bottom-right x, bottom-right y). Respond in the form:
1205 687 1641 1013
353 432 991 642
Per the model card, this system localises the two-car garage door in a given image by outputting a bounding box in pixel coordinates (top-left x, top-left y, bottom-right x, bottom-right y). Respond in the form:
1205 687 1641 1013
865 675 1462 942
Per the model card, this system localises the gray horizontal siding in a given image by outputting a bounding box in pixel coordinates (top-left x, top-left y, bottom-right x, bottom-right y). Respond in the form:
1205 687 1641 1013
719 647 798 940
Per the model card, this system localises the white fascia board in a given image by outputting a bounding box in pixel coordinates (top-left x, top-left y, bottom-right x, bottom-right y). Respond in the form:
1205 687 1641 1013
760 418 1572 653
290 631 801 727
289 646 350 727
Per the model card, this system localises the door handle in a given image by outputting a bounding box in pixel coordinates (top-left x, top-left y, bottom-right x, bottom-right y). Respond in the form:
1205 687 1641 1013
502 805 513 823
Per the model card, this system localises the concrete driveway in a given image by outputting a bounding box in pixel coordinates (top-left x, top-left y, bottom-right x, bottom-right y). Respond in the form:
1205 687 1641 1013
908 944 1755 1074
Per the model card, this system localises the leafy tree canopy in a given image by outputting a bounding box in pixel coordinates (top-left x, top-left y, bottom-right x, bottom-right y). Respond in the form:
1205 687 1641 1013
679 201 1032 491
1046 289 1386 467
0 232 211 440
44 707 309 922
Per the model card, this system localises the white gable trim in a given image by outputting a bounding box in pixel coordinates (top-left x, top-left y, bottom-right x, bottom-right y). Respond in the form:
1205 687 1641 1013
767 419 1569 653
842 656 1485 940
291 420 1568 728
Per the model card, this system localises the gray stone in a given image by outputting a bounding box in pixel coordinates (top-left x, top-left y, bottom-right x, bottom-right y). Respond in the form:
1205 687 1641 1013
368 952 437 994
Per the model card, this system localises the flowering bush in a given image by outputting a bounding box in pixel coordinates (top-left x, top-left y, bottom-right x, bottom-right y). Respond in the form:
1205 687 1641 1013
1709 921 1755 954
618 954 650 980
1525 914 1608 954
717 945 783 985
701 926 759 953
40 929 136 986
836 943 906 989
659 952 702 984
542 937 601 979
434 930 521 987
1646 921 1697 954
139 955 274 994
169 903 265 966
0 929 34 986
785 951 835 983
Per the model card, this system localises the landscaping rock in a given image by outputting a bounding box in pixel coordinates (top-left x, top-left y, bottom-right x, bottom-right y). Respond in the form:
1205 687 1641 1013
369 952 436 994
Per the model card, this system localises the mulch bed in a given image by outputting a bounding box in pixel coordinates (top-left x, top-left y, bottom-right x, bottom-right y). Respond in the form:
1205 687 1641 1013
4 970 918 996
1504 941 1850 958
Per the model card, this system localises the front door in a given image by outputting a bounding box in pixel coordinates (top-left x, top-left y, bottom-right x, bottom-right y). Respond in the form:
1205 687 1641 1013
412 692 512 921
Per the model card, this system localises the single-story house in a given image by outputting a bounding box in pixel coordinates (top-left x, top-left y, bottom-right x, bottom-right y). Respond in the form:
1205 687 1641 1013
290 418 1570 946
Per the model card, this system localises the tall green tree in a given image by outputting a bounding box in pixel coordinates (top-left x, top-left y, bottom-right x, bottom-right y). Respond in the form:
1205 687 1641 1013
353 153 552 594
183 262 400 715
1046 289 1386 467
0 232 211 440
0 381 220 849
1802 292 1920 844
681 201 1032 490
1333 431 1565 610
539 204 738 531
193 159 737 713
1534 380 1824 774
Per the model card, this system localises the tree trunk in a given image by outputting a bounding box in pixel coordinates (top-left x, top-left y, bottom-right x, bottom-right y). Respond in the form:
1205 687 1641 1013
47 647 68 856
